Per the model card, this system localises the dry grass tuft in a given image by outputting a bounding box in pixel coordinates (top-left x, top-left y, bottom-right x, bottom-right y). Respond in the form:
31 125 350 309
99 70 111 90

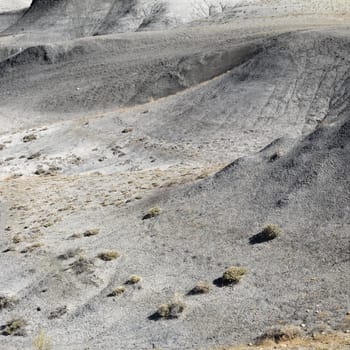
255 325 302 345
22 134 37 143
108 286 126 297
222 266 247 284
0 295 15 310
126 275 141 284
98 250 120 261
156 294 186 319
69 256 95 274
261 224 282 241
190 281 211 295
1 318 26 336
83 228 100 237
143 207 161 220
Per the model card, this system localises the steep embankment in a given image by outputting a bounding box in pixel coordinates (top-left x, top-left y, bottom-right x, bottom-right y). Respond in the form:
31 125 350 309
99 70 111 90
3 0 241 38
0 0 30 31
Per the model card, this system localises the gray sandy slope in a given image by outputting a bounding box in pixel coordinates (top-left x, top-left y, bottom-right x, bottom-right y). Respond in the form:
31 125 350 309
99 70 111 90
0 1 349 350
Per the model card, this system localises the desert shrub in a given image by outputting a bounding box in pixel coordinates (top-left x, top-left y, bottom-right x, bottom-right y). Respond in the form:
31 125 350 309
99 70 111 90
108 286 125 297
48 305 67 320
33 330 51 350
0 295 15 310
126 275 141 284
156 294 186 319
256 325 302 345
222 266 247 284
69 256 95 274
22 134 37 143
83 229 99 237
143 207 161 220
20 242 43 254
261 224 282 240
189 281 211 295
98 250 119 261
1 318 26 336
12 235 22 244
58 248 83 260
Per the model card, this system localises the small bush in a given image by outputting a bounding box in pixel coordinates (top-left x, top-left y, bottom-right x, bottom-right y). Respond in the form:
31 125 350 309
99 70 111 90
22 134 37 143
108 286 125 297
222 266 246 284
261 224 282 240
1 318 26 336
126 275 141 285
58 248 83 260
189 281 211 295
69 256 94 274
256 325 302 345
20 242 43 254
143 207 161 220
12 235 22 244
0 295 15 310
98 250 119 261
83 229 99 237
48 305 67 320
156 294 186 319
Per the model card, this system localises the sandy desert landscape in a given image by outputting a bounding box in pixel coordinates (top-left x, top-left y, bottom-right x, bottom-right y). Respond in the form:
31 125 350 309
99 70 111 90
0 1 349 349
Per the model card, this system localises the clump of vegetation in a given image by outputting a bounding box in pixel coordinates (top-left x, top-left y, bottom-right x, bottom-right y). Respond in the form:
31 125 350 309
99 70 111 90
27 152 41 160
1 318 26 336
98 250 119 261
0 295 15 310
222 266 247 284
126 275 141 285
143 207 161 220
261 224 282 241
189 281 211 295
108 286 125 297
33 330 51 350
58 248 83 260
83 228 100 237
22 134 37 143
48 305 67 320
156 294 186 319
67 233 82 240
12 235 22 244
256 325 302 345
69 256 95 274
20 242 43 254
